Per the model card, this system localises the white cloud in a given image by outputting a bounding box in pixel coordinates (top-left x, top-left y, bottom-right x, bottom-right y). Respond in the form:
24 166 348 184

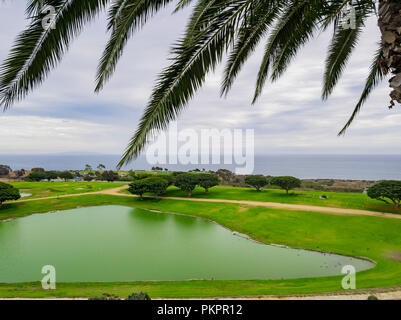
0 3 400 156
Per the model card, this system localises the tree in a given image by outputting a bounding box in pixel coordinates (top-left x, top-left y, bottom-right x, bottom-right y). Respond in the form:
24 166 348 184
97 164 106 171
270 176 301 195
0 1 398 168
83 174 94 182
245 175 268 191
128 177 168 199
143 177 168 195
128 180 148 200
152 174 175 186
367 180 401 208
44 171 59 181
174 173 200 197
0 165 12 177
198 173 219 193
26 171 46 181
31 168 45 173
0 182 20 206
101 170 119 182
84 164 92 172
59 171 74 181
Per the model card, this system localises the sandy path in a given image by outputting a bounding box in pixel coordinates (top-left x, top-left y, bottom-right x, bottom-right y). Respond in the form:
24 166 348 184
102 186 401 220
6 185 401 220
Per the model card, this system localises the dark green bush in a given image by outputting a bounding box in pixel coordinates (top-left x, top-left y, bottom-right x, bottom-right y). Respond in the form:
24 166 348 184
0 182 20 206
126 292 151 300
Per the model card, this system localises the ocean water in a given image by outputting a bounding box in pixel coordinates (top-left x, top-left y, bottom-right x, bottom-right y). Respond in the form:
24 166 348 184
0 154 400 180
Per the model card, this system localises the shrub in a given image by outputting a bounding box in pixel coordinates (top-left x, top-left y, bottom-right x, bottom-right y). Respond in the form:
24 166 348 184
0 182 20 206
270 176 301 195
198 173 219 193
174 173 200 197
244 175 268 191
126 292 151 300
89 293 120 300
367 180 401 208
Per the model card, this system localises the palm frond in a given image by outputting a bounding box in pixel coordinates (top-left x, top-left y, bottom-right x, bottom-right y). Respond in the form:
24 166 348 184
95 0 173 92
0 0 108 109
221 0 281 96
252 0 308 103
118 0 254 167
322 5 369 99
338 43 384 135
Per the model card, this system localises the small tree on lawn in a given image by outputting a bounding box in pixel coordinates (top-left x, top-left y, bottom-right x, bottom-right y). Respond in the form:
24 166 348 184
245 175 268 191
128 177 168 199
198 173 219 193
26 171 46 181
270 176 301 195
44 171 59 181
367 181 401 208
128 180 148 200
0 182 20 207
59 171 74 181
143 177 168 196
174 173 199 197
101 170 119 182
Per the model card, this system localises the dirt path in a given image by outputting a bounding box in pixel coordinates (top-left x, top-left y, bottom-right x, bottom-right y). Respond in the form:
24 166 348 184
8 185 401 220
102 186 401 220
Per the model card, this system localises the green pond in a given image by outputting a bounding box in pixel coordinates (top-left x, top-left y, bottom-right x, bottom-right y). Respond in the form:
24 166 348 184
0 205 374 282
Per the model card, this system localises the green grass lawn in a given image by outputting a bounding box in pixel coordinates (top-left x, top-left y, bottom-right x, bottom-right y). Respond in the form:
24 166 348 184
1 194 401 298
156 186 400 214
9 181 127 199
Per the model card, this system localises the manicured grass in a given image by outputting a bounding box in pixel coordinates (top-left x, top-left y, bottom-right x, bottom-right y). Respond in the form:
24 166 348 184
1 194 401 298
158 186 400 214
9 181 127 199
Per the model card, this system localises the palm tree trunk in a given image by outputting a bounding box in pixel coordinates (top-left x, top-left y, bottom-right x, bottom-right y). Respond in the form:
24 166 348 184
378 0 401 107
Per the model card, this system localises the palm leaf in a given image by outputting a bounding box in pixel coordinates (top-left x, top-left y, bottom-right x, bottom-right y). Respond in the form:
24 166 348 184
95 0 173 92
338 43 384 135
118 0 255 167
0 0 108 109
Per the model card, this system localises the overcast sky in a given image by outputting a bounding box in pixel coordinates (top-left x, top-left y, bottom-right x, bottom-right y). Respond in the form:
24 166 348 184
0 1 399 157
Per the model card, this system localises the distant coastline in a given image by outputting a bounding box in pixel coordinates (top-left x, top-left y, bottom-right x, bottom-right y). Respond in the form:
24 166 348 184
0 154 401 180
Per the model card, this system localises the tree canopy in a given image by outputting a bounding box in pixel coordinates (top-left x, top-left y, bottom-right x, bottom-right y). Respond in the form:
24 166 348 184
128 177 168 199
174 173 200 197
0 182 20 206
245 175 268 191
198 173 219 193
270 176 301 194
367 180 401 208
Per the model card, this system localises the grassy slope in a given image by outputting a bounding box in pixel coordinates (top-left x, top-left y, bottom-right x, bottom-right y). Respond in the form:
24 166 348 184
1 194 401 298
9 181 127 199
158 186 400 214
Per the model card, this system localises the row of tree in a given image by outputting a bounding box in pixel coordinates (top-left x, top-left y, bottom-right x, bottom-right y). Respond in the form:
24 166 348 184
245 175 301 194
129 173 219 198
26 170 75 182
